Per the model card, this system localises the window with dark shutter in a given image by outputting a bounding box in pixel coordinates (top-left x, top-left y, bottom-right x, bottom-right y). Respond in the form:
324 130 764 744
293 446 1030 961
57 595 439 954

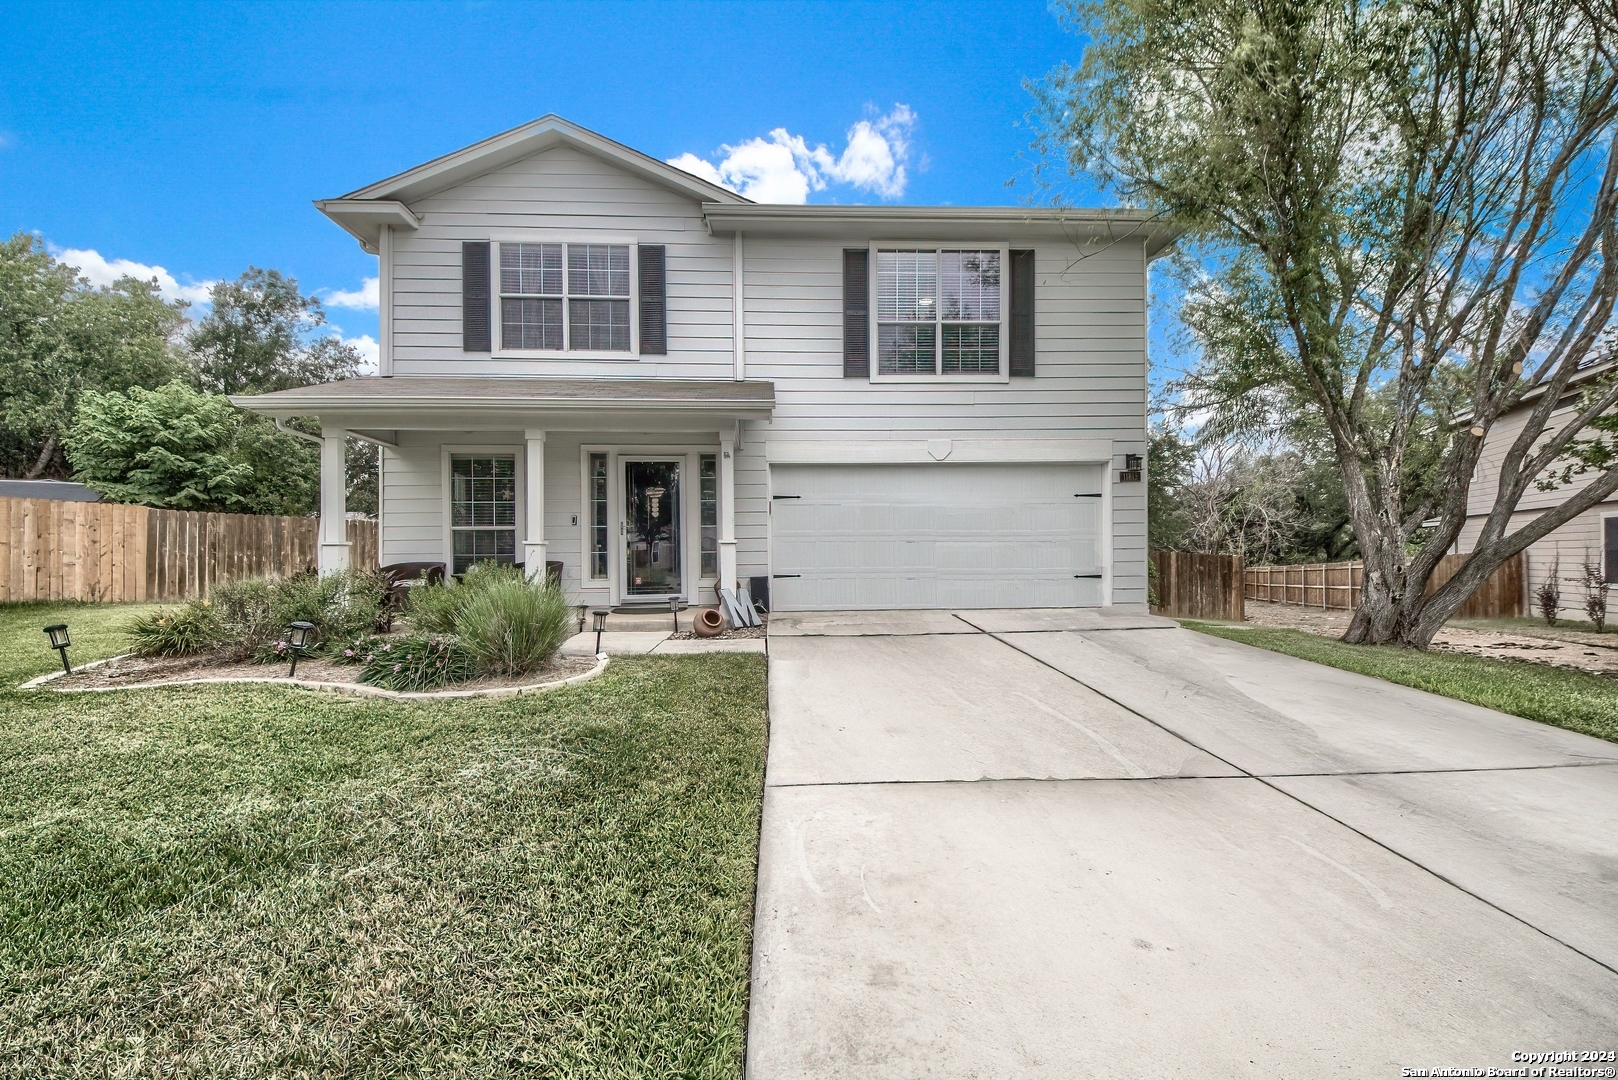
462 241 492 352
638 244 666 355
843 248 870 377
1009 248 1035 377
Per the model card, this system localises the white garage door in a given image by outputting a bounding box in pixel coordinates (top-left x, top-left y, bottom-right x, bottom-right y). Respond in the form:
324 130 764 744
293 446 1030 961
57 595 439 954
769 462 1105 611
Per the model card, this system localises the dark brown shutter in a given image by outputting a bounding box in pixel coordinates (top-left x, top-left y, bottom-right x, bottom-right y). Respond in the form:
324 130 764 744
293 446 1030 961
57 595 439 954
638 244 667 355
462 241 491 352
842 248 870 377
1009 248 1035 377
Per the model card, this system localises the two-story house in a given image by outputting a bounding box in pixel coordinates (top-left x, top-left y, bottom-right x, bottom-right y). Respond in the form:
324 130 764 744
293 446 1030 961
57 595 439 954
233 116 1175 612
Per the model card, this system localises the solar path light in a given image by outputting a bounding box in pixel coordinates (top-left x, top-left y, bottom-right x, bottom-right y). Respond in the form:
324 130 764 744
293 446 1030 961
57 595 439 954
42 623 72 675
285 620 316 677
592 609 609 656
670 596 681 633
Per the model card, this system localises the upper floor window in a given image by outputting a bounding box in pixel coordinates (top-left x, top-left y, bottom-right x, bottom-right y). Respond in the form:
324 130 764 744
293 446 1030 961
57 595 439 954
876 249 1003 376
500 242 632 353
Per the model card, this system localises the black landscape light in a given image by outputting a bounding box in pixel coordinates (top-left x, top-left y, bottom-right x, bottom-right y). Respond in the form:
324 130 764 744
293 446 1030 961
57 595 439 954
285 620 316 677
670 596 680 633
592 609 609 655
43 623 72 675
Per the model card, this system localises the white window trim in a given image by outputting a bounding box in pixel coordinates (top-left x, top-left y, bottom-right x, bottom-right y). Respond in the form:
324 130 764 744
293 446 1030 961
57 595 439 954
577 445 718 605
441 445 525 576
867 240 1011 385
491 236 641 361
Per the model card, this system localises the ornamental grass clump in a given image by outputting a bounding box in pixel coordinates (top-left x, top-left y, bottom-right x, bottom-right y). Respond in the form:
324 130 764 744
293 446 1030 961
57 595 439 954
453 578 573 677
404 560 523 634
123 601 223 657
356 632 475 692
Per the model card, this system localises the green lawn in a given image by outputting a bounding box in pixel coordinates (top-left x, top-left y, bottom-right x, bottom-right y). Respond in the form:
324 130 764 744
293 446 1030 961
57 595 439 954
0 601 767 1079
1184 620 1618 744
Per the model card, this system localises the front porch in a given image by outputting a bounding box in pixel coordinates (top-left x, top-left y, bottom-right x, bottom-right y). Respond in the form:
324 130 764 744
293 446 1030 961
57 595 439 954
230 377 775 606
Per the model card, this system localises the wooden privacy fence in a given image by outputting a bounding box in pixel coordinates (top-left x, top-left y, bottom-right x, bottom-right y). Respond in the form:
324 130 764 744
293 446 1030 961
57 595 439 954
1245 552 1524 619
1150 551 1245 621
0 495 379 604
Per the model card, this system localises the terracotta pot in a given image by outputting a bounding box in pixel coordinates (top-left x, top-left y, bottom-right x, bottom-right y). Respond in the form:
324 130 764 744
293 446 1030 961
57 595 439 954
693 607 726 637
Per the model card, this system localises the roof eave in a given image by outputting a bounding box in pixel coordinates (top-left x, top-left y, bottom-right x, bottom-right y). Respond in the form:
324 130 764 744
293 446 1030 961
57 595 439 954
312 199 421 254
701 203 1183 251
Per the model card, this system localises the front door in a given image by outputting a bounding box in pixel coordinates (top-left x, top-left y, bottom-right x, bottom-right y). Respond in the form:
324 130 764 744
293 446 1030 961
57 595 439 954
624 459 682 598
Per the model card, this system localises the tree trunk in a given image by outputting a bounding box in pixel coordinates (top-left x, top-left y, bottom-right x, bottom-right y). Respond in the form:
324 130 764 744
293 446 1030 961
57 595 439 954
22 433 57 480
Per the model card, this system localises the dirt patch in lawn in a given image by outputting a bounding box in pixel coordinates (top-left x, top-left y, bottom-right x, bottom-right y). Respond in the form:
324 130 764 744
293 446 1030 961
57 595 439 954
43 652 601 693
1241 600 1618 677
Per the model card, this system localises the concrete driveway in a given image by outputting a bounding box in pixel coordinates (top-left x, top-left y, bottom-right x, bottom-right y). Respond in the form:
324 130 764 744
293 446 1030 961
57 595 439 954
747 610 1618 1078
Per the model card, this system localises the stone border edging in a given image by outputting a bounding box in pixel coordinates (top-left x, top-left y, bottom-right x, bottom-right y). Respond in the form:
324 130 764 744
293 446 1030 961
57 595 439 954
18 653 611 700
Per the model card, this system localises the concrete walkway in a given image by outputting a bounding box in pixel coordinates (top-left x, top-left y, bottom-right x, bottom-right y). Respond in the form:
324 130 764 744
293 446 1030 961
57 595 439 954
747 610 1618 1078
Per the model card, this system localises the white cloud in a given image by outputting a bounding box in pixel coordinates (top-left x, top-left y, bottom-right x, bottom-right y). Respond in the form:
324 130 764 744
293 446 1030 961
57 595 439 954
51 245 216 305
325 276 379 311
667 105 917 204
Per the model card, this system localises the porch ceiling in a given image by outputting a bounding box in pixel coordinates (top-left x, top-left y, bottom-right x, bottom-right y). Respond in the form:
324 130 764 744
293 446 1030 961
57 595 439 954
229 376 775 432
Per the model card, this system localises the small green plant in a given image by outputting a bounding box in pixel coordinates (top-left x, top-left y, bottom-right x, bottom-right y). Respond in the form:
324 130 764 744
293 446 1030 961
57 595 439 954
356 632 475 692
453 579 573 676
1581 560 1609 632
123 601 223 657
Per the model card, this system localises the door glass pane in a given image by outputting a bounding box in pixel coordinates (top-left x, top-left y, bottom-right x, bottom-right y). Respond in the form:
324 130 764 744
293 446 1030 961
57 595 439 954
624 460 681 596
589 452 609 579
700 454 718 576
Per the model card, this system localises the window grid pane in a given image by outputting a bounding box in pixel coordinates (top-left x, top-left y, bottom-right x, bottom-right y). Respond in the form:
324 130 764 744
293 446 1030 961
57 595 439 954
941 251 1000 321
699 454 718 577
500 243 563 296
943 324 1000 374
502 297 563 351
589 452 609 579
451 455 517 575
876 250 937 322
567 244 631 297
878 324 937 375
569 298 631 352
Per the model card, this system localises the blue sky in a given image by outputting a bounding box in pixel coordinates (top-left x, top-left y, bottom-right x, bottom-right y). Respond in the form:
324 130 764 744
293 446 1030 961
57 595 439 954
0 1 1123 368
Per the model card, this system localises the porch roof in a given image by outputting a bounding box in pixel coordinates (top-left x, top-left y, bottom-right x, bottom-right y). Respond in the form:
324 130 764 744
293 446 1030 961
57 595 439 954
230 376 775 435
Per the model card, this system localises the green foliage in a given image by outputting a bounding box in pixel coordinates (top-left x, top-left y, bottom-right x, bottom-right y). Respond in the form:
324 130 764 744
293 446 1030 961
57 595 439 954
1147 424 1196 551
404 561 525 634
0 233 186 478
187 268 360 396
453 580 574 677
355 632 477 692
122 601 223 658
127 570 388 662
63 380 318 514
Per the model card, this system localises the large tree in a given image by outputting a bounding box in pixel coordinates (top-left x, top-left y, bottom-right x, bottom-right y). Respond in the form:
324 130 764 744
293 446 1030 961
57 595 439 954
0 233 186 478
1040 0 1618 646
188 267 360 395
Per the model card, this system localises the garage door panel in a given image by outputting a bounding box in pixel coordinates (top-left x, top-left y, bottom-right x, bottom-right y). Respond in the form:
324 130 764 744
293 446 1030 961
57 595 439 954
771 463 1107 611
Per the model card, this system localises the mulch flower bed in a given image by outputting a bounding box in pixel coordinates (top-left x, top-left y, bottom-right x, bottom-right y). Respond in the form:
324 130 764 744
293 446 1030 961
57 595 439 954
44 652 600 693
667 625 767 641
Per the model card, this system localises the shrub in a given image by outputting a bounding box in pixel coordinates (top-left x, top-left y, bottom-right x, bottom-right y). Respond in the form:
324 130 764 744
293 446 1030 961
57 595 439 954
1581 560 1609 632
123 601 223 657
1536 559 1562 627
272 568 389 647
453 579 573 677
356 632 475 692
405 561 525 634
210 577 279 660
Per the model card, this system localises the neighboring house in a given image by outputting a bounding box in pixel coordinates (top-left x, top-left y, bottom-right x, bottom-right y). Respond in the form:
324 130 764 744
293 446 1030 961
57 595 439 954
0 479 101 503
232 116 1175 612
1460 369 1618 614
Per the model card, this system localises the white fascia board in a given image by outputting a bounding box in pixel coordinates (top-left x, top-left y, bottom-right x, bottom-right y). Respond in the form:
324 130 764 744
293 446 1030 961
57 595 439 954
312 200 420 253
330 115 748 209
702 204 1182 255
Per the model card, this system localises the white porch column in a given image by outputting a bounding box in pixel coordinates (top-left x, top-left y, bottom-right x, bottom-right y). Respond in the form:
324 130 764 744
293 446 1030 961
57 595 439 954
524 428 548 579
318 428 350 573
719 426 738 593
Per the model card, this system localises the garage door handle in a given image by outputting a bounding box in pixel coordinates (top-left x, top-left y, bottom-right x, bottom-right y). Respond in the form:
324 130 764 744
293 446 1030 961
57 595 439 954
772 495 801 500
772 574 801 579
1074 574 1103 579
1074 493 1103 498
